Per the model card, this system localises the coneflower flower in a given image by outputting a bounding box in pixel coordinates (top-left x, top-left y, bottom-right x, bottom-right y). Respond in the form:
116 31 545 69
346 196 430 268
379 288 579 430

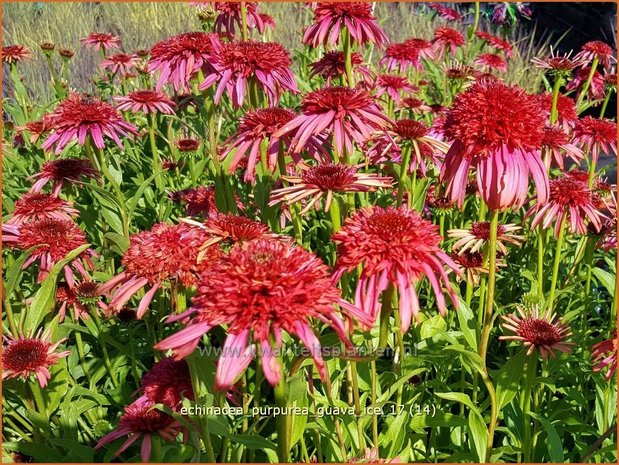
428 3 462 21
573 116 618 164
367 119 448 176
222 107 326 182
269 163 393 214
18 116 57 144
156 238 369 388
115 90 175 115
192 213 274 252
2 329 70 387
448 221 523 255
574 40 616 69
526 174 607 235
398 97 432 115
309 51 371 85
332 206 459 331
6 193 79 225
148 32 220 91
537 92 579 129
29 158 99 196
58 48 75 59
450 251 492 285
2 45 33 64
10 217 96 282
80 33 121 52
531 48 586 79
275 86 390 157
381 38 435 72
440 80 548 211
303 2 388 48
212 2 264 39
374 74 417 103
175 138 201 154
99 223 217 317
541 126 583 168
566 66 605 100
100 53 138 76
56 280 100 321
95 396 186 462
591 333 617 380
201 40 298 108
432 27 465 59
474 53 508 73
475 31 514 57
500 306 574 357
140 357 194 408
169 186 218 218
41 93 138 154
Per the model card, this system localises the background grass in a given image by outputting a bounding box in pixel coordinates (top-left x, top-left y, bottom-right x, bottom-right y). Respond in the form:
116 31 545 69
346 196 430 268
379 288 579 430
2 2 552 101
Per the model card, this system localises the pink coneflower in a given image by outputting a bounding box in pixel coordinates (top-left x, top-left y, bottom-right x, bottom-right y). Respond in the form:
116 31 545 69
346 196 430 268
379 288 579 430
169 186 218 218
200 40 298 108
222 107 326 182
193 213 274 251
591 333 617 380
140 357 194 408
374 74 417 103
531 48 586 78
309 51 371 85
269 163 393 214
440 80 548 211
259 13 276 31
56 280 100 321
100 53 138 76
80 33 121 52
275 86 390 157
41 93 138 154
367 119 448 176
427 3 462 21
2 329 70 387
448 221 523 256
526 174 607 235
566 66 605 100
432 27 465 59
303 2 388 48
2 45 33 64
474 53 508 73
212 2 264 39
398 97 432 114
18 116 57 144
115 90 175 115
156 238 369 388
574 41 616 69
541 126 583 168
99 223 216 317
332 206 459 331
29 158 99 196
381 39 435 72
536 92 579 129
11 218 96 282
6 193 79 225
58 48 75 59
475 31 514 57
176 138 201 154
450 251 490 285
95 396 186 462
500 306 574 357
573 116 617 164
148 32 220 92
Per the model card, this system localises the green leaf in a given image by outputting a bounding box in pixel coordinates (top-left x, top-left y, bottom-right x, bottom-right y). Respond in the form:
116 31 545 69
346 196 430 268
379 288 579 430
495 349 527 410
4 246 37 297
528 412 563 462
468 409 488 462
229 434 277 450
23 244 90 334
127 170 165 217
409 412 466 429
456 296 478 351
444 345 484 375
592 267 615 296
435 391 477 412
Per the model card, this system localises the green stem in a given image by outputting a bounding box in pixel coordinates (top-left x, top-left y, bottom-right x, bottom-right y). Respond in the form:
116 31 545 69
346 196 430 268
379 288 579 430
240 2 249 41
588 156 597 188
396 145 412 207
537 229 545 297
148 113 164 192
3 289 19 336
472 3 481 38
522 355 537 462
274 378 290 462
478 210 499 362
547 215 567 311
342 28 355 87
30 381 47 418
549 77 563 125
576 57 599 111
599 91 612 119
370 359 379 448
74 331 92 384
349 362 366 450
378 283 395 349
